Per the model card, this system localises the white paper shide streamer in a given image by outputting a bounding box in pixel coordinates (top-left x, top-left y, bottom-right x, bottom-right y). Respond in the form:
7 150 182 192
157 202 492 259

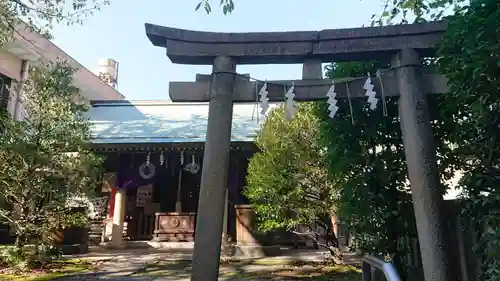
326 83 339 119
159 151 165 166
250 69 388 122
363 74 378 110
259 82 269 115
284 84 296 120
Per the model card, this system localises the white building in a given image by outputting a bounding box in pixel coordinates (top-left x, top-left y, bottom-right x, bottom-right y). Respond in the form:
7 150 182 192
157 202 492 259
0 24 125 120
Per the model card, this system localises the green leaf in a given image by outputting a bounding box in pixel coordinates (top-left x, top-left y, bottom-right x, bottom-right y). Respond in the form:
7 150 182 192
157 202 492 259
0 62 103 249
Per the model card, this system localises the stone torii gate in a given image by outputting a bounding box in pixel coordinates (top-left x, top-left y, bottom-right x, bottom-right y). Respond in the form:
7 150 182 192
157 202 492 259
145 21 451 281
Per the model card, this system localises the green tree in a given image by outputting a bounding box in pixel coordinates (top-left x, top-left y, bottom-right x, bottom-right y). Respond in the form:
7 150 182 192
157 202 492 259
195 0 466 22
317 61 456 278
0 62 102 263
245 103 342 261
319 2 499 279
197 1 498 279
195 0 234 14
0 0 110 45
437 1 500 279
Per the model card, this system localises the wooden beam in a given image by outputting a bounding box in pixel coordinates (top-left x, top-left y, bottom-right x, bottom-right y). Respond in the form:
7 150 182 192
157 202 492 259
169 71 449 102
145 21 446 65
91 141 256 152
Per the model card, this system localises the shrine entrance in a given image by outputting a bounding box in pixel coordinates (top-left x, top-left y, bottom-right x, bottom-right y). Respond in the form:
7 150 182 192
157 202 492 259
145 21 453 281
94 137 255 246
100 150 204 242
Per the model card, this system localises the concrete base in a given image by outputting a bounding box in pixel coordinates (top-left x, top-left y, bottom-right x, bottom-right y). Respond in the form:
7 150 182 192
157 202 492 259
60 244 89 255
233 244 281 259
100 241 195 250
107 243 126 250
97 241 281 258
147 241 194 249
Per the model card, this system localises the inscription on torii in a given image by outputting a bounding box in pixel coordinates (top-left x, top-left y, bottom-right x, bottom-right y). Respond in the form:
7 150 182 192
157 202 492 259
145 20 452 281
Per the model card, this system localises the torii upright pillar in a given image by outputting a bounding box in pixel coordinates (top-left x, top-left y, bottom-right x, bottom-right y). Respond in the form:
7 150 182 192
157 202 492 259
393 49 453 281
190 56 236 281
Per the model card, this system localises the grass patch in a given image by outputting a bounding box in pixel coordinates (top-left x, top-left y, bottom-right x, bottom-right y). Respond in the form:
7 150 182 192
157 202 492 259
132 260 362 280
0 259 95 281
0 245 13 250
221 263 361 280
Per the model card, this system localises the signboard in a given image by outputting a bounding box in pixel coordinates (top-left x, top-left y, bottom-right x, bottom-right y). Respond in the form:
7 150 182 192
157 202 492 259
136 184 153 207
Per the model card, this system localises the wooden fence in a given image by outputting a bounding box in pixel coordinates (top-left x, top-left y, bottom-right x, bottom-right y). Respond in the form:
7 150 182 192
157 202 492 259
397 199 482 281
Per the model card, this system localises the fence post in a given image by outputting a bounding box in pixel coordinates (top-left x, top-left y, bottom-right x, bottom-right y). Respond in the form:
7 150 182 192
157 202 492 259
363 262 372 281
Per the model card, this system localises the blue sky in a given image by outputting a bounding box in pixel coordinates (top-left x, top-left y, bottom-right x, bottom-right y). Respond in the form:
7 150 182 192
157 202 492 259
51 0 384 100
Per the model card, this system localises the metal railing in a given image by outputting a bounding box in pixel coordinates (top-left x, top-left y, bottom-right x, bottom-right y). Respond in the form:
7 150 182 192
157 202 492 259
362 255 403 281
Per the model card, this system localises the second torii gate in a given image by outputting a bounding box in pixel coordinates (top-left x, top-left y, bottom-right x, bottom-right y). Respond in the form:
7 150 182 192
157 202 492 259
145 21 452 281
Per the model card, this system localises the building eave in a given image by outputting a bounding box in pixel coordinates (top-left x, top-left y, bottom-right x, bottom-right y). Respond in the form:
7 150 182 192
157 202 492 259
4 40 41 62
91 141 257 152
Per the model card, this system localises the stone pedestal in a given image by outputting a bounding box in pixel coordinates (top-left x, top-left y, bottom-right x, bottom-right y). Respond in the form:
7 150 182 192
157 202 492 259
153 212 196 242
102 219 128 242
234 204 281 258
235 204 258 244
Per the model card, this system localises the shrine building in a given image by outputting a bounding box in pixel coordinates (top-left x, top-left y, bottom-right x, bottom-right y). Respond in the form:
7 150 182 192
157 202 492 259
88 99 278 248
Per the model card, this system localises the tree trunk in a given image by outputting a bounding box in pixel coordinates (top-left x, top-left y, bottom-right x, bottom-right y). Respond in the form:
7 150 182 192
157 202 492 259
317 214 343 264
15 234 21 248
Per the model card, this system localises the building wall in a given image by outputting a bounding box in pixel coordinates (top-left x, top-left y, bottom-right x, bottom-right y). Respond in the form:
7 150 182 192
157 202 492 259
0 24 125 120
10 25 124 101
0 51 23 81
0 50 23 118
0 74 12 114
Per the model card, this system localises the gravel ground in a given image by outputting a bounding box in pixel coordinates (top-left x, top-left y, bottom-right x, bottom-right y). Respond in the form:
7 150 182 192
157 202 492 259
46 248 360 280
51 273 157 281
50 273 271 280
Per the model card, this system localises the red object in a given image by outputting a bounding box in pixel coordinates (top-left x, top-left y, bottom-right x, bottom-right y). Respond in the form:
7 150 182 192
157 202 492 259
107 187 117 218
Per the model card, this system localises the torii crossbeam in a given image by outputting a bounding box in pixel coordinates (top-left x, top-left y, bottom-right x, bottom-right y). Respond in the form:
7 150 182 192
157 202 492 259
145 21 452 281
169 72 449 102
